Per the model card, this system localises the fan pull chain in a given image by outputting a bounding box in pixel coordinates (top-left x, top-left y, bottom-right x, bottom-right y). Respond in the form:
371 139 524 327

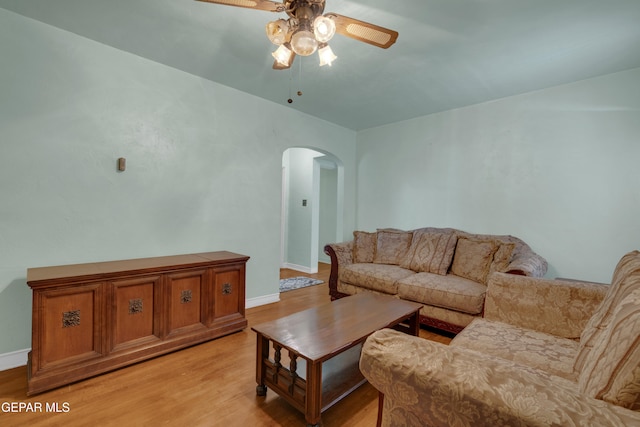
287 58 304 104
297 58 303 98
287 65 293 103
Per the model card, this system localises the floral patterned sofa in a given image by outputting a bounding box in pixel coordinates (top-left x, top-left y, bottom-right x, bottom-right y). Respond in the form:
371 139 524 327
360 250 640 426
324 227 547 333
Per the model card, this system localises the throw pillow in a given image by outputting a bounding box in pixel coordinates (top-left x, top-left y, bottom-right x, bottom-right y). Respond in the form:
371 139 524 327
352 231 377 263
489 242 516 275
450 237 500 284
403 232 458 275
373 229 413 265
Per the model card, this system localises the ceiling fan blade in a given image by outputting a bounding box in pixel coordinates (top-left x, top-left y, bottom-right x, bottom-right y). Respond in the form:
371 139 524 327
196 0 285 13
327 13 398 49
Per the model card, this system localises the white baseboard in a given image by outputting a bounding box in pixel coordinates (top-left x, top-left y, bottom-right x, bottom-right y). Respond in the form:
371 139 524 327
246 293 280 309
281 263 318 274
0 296 281 372
0 348 29 371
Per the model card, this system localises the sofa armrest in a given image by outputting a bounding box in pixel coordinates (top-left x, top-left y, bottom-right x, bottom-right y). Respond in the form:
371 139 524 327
324 241 354 265
323 241 353 300
506 251 548 277
360 329 640 427
484 272 608 339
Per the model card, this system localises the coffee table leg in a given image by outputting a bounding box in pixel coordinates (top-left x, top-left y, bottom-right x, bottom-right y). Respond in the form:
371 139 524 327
305 360 323 426
408 310 420 336
255 333 269 396
256 384 267 396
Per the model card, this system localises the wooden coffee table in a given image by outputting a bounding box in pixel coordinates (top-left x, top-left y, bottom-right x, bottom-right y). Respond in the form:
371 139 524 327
252 293 422 426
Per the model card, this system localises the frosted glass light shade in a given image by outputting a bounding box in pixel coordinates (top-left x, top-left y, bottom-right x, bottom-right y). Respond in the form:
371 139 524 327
290 29 318 56
266 19 288 45
318 44 337 66
313 16 336 43
272 44 294 66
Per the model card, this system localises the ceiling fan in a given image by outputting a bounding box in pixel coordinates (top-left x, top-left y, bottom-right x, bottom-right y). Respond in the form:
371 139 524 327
197 0 399 69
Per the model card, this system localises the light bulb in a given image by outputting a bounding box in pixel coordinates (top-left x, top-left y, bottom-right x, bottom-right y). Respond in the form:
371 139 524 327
313 15 336 43
318 44 337 66
290 29 318 56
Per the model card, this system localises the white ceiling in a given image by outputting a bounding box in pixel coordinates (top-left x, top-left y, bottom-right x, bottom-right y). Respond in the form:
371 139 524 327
2 0 640 130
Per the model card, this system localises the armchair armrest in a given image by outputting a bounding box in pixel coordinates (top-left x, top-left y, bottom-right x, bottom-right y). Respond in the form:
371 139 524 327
360 329 640 427
484 272 608 339
323 241 353 300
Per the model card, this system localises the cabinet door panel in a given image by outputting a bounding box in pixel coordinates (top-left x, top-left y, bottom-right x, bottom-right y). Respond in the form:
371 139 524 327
38 284 103 369
212 264 245 322
110 276 161 351
165 269 207 336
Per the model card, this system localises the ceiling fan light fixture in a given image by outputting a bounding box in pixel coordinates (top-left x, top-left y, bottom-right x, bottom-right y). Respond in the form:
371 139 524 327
200 0 399 70
265 19 289 45
290 29 318 56
272 43 294 66
313 15 336 43
318 44 337 66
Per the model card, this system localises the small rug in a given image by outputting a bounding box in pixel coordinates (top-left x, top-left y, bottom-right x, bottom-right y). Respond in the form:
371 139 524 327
279 276 324 293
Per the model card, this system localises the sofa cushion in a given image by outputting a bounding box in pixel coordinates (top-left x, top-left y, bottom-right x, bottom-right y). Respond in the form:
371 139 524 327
373 229 413 265
400 231 458 275
450 237 499 284
340 263 415 294
396 272 486 315
451 318 579 380
574 251 640 374
352 231 377 263
578 288 640 410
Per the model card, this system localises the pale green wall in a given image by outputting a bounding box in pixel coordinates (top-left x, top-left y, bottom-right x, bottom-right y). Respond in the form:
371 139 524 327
356 67 640 283
0 10 356 355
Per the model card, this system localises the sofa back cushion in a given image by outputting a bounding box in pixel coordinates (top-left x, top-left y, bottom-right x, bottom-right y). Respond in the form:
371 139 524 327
575 251 640 372
399 231 458 275
575 250 640 410
450 237 499 284
578 288 640 410
353 231 377 263
373 229 413 265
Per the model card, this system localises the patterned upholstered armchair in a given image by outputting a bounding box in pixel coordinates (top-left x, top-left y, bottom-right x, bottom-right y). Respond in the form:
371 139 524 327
360 251 640 426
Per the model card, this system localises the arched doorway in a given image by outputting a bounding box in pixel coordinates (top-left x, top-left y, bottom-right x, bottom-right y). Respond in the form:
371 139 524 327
281 148 344 273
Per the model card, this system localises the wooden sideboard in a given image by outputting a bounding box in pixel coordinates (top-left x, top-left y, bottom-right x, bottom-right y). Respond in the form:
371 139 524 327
26 251 249 395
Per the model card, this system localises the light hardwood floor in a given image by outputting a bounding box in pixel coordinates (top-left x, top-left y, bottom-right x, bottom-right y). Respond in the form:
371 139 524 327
0 263 451 426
